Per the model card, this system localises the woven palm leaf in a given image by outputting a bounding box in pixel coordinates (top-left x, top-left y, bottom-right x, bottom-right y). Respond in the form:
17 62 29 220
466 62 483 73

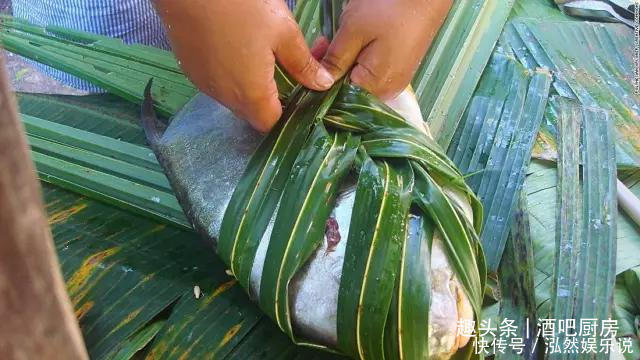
142 76 486 359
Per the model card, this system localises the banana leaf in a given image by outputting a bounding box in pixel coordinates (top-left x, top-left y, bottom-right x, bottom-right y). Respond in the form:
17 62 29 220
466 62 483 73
42 183 339 359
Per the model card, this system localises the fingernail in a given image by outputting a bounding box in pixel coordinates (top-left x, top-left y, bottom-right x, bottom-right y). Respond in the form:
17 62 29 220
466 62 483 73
316 68 334 88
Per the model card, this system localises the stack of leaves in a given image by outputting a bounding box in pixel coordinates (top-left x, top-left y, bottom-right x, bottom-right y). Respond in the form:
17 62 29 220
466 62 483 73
447 52 551 271
22 113 188 227
0 15 196 117
206 79 487 358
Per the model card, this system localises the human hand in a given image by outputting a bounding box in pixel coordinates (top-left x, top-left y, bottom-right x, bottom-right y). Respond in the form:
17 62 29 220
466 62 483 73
155 0 334 132
317 0 452 100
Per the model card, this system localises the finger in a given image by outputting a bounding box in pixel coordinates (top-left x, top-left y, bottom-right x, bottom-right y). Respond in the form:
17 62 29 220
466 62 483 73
321 22 364 80
236 79 283 133
275 27 334 90
310 36 329 60
350 40 414 100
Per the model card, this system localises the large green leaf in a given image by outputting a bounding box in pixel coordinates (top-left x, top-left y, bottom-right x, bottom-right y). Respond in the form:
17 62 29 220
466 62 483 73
502 18 640 169
107 319 165 360
45 183 337 359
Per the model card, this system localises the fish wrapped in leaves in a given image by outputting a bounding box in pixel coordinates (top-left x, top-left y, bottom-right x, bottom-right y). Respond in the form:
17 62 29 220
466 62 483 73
142 82 485 359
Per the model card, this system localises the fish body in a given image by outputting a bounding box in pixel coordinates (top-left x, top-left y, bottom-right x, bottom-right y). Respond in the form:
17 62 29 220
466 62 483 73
142 89 473 359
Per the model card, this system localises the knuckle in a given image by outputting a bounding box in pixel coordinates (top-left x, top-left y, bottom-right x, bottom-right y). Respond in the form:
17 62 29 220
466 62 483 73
322 52 346 74
352 63 381 86
351 63 402 100
293 55 316 76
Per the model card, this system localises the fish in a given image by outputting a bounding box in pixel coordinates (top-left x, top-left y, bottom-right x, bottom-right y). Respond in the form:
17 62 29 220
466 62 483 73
142 85 474 359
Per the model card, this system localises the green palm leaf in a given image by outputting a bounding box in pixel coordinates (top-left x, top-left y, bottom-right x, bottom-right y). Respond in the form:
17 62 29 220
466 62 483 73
413 0 516 147
218 86 341 290
551 97 617 358
259 123 359 343
398 215 434 359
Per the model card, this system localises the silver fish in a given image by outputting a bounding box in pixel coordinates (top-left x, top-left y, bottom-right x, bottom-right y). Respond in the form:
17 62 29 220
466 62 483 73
142 89 473 359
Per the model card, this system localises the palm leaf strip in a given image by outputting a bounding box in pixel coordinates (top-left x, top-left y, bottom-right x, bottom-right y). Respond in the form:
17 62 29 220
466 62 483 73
412 0 515 147
217 85 341 291
398 214 434 359
21 114 187 228
260 122 359 346
447 53 551 272
496 194 538 360
552 97 617 358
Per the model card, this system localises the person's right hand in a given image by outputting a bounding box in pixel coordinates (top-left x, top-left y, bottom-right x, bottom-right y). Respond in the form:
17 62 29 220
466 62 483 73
154 0 334 132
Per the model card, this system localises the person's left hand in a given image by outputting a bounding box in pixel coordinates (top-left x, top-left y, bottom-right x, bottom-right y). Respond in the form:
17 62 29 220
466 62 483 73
314 0 453 100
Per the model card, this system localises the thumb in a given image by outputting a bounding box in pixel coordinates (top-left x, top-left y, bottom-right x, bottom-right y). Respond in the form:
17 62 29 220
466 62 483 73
320 23 363 81
275 28 334 91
